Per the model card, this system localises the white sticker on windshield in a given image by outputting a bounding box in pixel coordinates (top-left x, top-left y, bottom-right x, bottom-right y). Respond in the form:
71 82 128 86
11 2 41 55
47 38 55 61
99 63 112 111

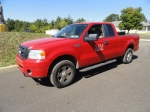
71 35 79 38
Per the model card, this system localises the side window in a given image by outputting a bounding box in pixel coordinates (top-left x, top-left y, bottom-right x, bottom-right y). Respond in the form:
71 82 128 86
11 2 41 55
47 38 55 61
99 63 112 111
85 25 105 38
106 24 115 37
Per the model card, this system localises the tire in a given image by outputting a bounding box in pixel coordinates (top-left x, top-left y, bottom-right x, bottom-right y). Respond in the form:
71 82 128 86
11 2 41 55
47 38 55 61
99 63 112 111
50 60 76 88
122 48 133 64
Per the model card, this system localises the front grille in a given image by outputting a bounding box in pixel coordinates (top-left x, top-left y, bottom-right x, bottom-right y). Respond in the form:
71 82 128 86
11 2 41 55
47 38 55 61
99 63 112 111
18 45 29 60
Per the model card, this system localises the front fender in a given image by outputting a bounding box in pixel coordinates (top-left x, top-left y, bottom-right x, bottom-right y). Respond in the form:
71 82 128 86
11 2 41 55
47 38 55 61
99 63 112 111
46 45 82 67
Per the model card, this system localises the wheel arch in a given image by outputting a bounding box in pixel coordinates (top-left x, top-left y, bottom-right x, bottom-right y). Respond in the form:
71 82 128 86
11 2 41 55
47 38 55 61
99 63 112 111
126 44 134 50
48 54 79 76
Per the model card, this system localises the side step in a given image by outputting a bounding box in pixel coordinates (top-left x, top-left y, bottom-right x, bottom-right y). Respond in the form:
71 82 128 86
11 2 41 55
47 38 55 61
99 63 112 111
79 59 116 72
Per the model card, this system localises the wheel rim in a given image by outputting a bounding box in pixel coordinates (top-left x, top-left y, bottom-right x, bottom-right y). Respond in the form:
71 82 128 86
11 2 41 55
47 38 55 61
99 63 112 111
57 66 72 83
127 51 132 62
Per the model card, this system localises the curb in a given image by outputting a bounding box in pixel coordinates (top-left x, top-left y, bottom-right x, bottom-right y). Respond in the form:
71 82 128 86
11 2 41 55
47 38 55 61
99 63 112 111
140 39 150 41
0 65 18 72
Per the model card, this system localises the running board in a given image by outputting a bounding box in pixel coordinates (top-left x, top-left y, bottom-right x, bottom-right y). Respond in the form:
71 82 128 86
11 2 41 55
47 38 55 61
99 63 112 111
79 59 116 72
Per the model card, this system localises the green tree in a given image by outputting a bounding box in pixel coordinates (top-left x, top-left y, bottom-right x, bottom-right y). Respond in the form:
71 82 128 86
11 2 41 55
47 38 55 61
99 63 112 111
103 14 120 22
119 7 143 34
59 20 68 29
53 16 62 29
23 22 30 29
40 25 51 33
64 15 73 25
33 19 43 32
6 18 15 31
42 18 49 26
30 24 37 33
141 13 147 22
75 18 86 23
14 20 23 32
20 21 31 32
5 15 87 33
49 20 55 29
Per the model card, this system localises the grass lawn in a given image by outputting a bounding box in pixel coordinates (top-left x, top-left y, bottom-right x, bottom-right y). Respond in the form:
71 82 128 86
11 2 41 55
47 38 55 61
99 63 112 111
139 33 150 39
0 32 50 67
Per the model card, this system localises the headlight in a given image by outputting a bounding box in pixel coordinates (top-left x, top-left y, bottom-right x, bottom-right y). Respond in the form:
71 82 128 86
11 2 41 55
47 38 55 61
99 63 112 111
28 50 45 59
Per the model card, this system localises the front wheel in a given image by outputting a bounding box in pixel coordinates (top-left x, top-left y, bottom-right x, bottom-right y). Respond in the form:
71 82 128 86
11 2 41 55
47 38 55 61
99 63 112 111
50 60 76 88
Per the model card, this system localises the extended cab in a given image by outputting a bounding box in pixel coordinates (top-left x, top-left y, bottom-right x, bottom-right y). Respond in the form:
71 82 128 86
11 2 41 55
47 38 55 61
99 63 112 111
16 22 139 88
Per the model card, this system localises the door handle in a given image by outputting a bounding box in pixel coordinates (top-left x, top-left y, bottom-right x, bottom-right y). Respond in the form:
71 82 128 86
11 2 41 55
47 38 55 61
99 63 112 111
104 41 108 45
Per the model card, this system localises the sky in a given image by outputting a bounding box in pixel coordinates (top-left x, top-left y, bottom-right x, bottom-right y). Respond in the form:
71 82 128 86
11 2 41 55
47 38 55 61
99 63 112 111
1 0 150 22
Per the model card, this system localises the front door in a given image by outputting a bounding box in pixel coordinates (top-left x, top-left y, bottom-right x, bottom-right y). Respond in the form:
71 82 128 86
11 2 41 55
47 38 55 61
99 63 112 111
80 24 118 67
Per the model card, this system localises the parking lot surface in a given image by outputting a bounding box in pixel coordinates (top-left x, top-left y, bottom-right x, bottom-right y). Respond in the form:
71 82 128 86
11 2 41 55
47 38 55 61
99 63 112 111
0 41 150 112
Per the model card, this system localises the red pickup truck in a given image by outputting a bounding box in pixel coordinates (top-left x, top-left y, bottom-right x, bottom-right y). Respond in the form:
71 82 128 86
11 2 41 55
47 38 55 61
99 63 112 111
16 22 139 88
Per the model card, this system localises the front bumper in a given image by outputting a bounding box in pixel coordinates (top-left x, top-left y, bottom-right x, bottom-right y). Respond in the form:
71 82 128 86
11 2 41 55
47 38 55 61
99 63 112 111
16 54 49 78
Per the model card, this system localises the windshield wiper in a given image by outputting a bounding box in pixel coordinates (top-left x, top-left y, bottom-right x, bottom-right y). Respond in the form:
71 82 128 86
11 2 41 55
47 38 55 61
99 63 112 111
56 36 69 38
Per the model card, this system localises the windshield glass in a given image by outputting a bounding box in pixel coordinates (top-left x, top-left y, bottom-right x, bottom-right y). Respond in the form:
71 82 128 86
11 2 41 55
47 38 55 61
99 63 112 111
54 24 88 38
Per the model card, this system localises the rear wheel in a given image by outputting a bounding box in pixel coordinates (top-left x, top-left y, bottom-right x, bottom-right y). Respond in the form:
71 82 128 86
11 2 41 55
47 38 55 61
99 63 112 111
50 60 76 88
117 48 133 64
123 48 133 64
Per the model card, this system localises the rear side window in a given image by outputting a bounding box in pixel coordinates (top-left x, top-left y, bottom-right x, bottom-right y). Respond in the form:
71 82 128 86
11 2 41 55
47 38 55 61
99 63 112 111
106 24 115 37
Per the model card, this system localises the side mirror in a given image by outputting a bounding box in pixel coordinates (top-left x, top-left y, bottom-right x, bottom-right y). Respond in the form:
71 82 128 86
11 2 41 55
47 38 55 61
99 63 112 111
84 34 98 41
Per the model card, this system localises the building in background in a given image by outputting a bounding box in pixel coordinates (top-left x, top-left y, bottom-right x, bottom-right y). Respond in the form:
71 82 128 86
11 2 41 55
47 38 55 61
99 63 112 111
112 21 150 34
45 29 59 35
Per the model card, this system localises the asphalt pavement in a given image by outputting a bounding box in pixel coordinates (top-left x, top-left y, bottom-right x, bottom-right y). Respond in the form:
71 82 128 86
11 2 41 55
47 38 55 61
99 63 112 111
0 41 150 112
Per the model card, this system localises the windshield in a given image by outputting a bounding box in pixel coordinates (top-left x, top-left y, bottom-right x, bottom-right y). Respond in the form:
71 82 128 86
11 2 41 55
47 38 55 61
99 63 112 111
54 24 88 38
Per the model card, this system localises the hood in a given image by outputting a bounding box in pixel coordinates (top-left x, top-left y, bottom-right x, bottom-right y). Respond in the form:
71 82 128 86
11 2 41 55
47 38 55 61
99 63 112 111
21 37 69 49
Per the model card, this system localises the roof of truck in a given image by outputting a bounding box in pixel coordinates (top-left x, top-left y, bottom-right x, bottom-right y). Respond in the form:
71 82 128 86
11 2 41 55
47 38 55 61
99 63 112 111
73 22 112 25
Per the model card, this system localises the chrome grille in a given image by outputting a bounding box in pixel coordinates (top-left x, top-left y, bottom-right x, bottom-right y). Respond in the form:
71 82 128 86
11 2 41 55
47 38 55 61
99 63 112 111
18 45 29 60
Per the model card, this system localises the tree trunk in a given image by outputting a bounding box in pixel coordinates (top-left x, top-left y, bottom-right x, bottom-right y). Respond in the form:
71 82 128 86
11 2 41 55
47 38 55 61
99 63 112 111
127 30 129 34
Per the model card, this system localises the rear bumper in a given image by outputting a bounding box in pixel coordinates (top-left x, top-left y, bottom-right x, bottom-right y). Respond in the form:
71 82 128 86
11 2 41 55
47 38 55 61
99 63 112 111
16 54 49 78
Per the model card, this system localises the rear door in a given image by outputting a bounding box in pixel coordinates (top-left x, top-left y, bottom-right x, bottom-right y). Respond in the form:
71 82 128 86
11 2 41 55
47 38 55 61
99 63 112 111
101 24 118 60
